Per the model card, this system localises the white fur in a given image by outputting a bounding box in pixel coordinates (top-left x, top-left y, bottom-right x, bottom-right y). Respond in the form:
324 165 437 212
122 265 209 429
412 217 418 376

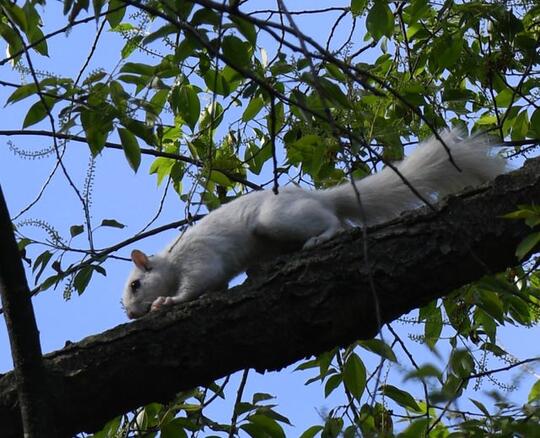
122 129 506 318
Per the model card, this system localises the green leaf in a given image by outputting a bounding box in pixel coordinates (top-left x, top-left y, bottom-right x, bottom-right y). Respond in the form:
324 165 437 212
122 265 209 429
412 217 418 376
295 358 319 371
161 420 188 438
252 393 274 404
120 61 155 76
516 231 540 260
399 418 430 438
90 415 122 438
528 379 540 402
404 364 442 381
0 22 23 62
142 24 177 45
92 0 105 18
222 35 252 67
28 26 49 56
316 77 351 109
70 225 84 237
147 89 169 123
450 349 475 378
94 265 107 277
39 274 62 292
7 83 38 105
299 425 324 438
231 17 257 45
495 88 514 107
203 69 230 96
343 352 366 399
367 0 394 41
83 71 107 86
358 339 397 362
242 96 265 122
379 384 421 412
80 108 112 156
33 250 52 282
323 417 343 438
175 34 199 61
531 109 540 138
404 0 430 23
325 63 346 82
351 0 367 16
74 266 93 294
324 374 342 398
100 219 125 229
425 306 442 348
149 156 175 186
121 34 143 59
512 110 529 140
122 119 155 146
3 3 27 31
171 85 200 131
234 401 256 416
477 113 498 126
477 290 505 324
436 34 463 70
23 99 50 128
191 8 221 26
109 80 129 107
242 414 285 438
106 0 126 28
118 127 141 172
469 398 491 417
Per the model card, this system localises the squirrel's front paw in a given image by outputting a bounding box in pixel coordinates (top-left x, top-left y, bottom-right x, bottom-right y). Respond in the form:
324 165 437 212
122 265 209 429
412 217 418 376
150 296 176 312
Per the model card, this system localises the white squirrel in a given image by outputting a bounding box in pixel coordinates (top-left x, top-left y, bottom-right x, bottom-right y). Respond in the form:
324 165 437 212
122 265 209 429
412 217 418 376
122 129 506 319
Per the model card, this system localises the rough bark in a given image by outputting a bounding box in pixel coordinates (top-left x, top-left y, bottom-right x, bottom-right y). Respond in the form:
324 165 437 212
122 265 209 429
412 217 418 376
0 185 58 436
0 158 539 437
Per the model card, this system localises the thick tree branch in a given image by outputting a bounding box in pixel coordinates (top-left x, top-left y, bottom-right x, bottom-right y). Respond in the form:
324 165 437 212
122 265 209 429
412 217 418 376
0 185 57 436
1 158 539 437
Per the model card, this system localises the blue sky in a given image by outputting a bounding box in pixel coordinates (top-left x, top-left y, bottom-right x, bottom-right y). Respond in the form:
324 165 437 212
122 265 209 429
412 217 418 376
0 1 539 435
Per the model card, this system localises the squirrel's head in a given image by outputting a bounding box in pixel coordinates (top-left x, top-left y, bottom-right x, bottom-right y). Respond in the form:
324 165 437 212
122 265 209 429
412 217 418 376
122 249 176 319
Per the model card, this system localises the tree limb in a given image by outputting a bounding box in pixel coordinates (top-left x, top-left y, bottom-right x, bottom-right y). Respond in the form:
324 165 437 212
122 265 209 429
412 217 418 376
0 158 539 437
0 185 58 436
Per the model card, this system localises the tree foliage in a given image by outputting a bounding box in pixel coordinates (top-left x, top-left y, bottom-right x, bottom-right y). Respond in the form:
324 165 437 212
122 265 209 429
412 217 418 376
1 0 540 437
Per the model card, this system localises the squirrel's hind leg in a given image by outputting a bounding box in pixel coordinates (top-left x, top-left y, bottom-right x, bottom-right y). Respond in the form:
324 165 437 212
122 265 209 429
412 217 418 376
255 196 344 248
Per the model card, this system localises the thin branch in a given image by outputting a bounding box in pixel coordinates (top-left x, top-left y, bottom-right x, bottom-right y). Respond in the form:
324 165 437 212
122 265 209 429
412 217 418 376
0 6 126 67
466 357 540 380
0 129 262 190
228 369 249 438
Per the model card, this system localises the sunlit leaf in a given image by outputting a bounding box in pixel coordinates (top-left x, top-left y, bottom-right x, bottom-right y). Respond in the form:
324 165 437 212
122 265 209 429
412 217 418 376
528 379 540 402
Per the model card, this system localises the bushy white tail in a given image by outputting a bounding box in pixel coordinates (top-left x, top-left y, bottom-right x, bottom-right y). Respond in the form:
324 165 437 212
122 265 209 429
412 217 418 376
322 129 506 226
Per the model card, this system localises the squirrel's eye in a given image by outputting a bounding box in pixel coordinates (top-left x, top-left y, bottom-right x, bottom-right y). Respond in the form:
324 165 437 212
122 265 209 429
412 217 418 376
130 280 141 292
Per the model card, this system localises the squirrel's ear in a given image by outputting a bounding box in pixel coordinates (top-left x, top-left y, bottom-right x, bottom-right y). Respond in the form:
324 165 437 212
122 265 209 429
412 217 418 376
131 250 150 271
